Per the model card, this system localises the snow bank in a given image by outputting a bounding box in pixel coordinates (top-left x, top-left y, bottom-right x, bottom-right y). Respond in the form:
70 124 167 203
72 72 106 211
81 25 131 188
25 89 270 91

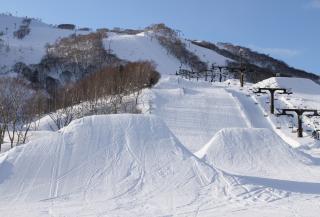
196 128 320 181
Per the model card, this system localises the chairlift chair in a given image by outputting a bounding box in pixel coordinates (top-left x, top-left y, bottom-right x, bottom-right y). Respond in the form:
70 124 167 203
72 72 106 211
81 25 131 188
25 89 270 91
276 121 281 129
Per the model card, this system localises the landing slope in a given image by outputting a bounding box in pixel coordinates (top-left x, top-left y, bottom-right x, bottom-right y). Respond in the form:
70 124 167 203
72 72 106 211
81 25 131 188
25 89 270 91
147 76 249 152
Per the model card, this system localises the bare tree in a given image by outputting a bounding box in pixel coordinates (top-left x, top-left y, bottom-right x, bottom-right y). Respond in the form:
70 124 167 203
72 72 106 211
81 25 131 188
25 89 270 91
0 78 36 148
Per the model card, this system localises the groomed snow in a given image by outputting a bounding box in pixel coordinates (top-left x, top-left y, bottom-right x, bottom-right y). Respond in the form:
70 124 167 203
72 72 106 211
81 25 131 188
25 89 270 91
0 114 232 216
144 76 249 152
196 128 320 181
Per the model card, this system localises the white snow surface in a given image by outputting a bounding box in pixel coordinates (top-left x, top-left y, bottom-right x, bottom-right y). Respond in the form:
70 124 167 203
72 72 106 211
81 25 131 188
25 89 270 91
255 77 320 95
0 115 216 202
196 128 320 181
148 76 249 152
0 14 87 72
186 39 231 66
104 32 229 74
1 76 320 216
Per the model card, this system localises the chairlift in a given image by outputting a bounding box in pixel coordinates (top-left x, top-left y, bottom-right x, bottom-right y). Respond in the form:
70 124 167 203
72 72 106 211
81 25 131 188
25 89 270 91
276 121 281 129
265 100 270 104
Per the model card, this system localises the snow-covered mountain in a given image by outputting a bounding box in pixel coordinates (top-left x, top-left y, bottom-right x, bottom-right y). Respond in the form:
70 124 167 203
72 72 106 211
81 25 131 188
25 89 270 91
1 14 318 89
0 14 88 72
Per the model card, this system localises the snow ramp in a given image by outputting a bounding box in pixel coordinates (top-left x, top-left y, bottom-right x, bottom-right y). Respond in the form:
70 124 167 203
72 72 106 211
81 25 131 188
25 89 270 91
0 114 218 207
196 128 320 182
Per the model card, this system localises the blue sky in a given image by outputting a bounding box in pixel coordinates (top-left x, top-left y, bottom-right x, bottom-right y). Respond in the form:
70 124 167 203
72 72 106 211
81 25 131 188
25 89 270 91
1 0 320 73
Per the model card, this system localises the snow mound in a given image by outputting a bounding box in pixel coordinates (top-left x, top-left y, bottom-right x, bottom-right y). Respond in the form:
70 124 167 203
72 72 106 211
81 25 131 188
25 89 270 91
196 128 320 181
0 114 216 205
255 77 320 95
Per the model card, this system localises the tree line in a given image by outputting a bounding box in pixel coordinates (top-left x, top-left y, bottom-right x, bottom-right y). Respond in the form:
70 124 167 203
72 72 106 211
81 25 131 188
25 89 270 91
0 61 160 151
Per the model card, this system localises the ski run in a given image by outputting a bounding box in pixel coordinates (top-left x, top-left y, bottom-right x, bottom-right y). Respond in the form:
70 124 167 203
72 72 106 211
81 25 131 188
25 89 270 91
1 18 320 216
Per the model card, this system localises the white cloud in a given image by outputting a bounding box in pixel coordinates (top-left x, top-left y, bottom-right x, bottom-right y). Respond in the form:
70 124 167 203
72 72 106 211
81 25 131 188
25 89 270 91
247 45 300 59
310 0 320 8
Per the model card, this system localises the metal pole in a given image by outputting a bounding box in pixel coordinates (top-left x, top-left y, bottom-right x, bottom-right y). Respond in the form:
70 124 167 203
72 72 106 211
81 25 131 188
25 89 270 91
297 114 303 137
240 72 244 87
270 90 275 114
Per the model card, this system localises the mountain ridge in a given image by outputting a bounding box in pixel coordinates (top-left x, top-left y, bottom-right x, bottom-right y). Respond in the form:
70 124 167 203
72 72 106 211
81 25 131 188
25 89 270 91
1 14 319 89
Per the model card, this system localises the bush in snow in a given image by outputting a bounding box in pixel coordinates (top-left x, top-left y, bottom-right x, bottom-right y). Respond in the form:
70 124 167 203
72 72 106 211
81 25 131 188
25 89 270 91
13 18 31 39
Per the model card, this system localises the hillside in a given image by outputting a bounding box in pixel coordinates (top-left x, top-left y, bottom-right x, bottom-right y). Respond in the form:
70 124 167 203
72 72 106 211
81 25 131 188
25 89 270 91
1 14 319 90
1 13 320 217
192 40 319 83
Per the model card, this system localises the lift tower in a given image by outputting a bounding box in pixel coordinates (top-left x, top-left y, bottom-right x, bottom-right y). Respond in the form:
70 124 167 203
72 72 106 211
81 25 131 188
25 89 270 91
276 109 320 137
254 87 292 114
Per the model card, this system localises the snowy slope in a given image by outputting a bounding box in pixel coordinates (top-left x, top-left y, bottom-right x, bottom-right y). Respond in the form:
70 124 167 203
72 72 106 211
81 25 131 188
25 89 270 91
186 39 231 66
143 76 249 152
2 76 320 216
2 14 320 217
104 32 182 74
0 14 87 72
255 77 320 95
104 32 229 74
252 77 320 148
